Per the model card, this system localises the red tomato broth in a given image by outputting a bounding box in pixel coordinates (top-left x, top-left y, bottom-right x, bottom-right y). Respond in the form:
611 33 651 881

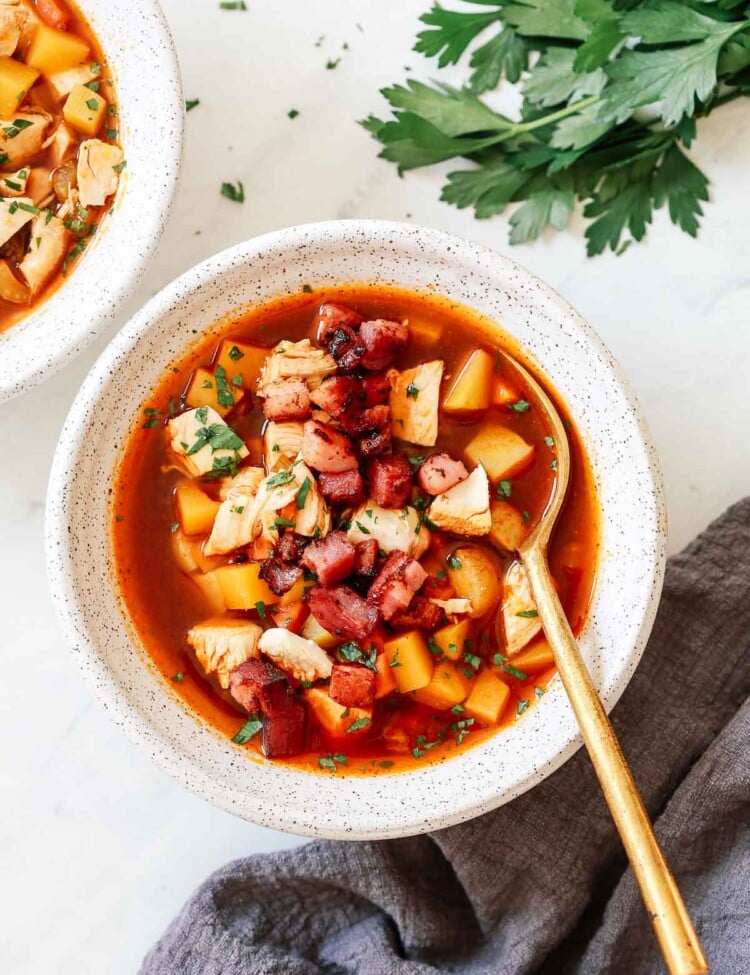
0 0 123 334
111 284 600 775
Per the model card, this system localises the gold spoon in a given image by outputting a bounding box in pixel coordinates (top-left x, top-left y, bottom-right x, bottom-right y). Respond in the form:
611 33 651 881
493 351 708 975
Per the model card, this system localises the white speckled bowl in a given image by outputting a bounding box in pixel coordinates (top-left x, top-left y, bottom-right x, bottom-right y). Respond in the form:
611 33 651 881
0 0 183 403
45 221 666 839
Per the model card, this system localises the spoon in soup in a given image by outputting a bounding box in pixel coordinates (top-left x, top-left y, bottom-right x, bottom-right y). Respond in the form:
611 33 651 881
491 351 707 975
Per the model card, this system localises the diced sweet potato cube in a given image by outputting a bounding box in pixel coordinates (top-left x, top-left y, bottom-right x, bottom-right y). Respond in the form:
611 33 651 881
0 57 39 117
304 687 372 738
301 613 339 650
384 630 434 693
215 339 269 391
489 500 527 552
175 482 220 536
464 424 534 481
431 618 471 661
62 84 105 136
215 563 276 611
414 663 470 710
442 349 494 416
191 571 227 615
374 651 397 699
26 22 90 76
268 599 309 633
512 637 555 672
464 669 510 725
185 366 245 417
491 375 521 407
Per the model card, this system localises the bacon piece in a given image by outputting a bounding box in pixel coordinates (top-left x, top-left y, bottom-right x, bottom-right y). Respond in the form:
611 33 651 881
309 585 379 640
359 426 391 458
301 419 358 473
300 531 356 586
261 377 311 422
262 695 306 758
344 403 390 437
229 658 288 714
319 320 366 371
353 538 380 578
269 599 309 634
276 531 309 564
317 469 365 506
360 319 409 371
310 375 363 420
329 664 376 709
362 373 391 406
368 453 413 508
315 302 364 339
417 452 469 496
259 558 303 596
390 596 446 632
368 551 428 621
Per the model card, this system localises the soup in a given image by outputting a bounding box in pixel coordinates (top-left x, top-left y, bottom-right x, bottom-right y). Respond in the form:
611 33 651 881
0 0 123 334
112 286 600 774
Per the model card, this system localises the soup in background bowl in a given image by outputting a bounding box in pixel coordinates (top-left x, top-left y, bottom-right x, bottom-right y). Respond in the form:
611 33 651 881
45 221 665 838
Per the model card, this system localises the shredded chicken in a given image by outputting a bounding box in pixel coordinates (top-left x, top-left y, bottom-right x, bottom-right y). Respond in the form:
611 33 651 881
347 501 429 559
501 561 542 656
427 464 491 537
388 360 444 446
258 628 333 683
46 122 76 168
0 167 29 198
431 597 473 616
0 5 25 58
0 112 52 167
77 139 123 207
218 466 265 502
18 209 68 295
187 618 263 689
0 196 33 247
258 338 336 393
167 407 249 478
263 420 304 470
48 63 99 100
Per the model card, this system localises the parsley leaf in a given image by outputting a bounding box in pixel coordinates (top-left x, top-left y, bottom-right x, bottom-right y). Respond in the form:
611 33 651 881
232 715 262 743
221 180 245 203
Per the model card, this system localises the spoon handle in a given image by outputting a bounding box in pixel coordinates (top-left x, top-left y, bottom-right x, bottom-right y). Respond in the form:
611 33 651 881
522 545 708 975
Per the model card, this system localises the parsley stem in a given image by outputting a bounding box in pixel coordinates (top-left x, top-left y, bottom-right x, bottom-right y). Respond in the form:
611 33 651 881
502 95 601 140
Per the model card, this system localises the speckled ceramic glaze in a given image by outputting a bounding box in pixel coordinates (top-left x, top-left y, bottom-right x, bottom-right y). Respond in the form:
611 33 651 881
0 0 183 403
45 221 666 839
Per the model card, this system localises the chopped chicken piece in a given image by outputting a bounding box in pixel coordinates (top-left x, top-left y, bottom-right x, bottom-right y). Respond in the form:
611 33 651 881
258 338 336 393
0 112 52 167
25 166 54 207
0 196 33 247
417 452 468 496
217 465 265 501
301 418 357 472
347 501 429 559
0 167 29 197
0 258 28 302
77 138 123 207
388 360 443 446
187 617 262 689
258 627 333 683
206 458 329 556
427 464 491 537
46 121 76 167
0 5 26 57
18 209 68 295
48 63 99 100
263 420 304 470
167 406 249 478
260 377 311 422
431 597 473 616
501 561 542 655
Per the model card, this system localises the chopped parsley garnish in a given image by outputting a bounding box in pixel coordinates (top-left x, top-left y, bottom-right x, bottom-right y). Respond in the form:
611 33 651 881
408 454 426 468
389 649 402 668
201 379 213 389
169 521 179 533
214 364 235 409
355 520 370 535
427 639 442 658
86 98 99 111
142 406 161 429
338 642 377 670
112 160 127 173
296 477 312 510
550 458 558 472
221 180 245 203
228 344 244 361
448 555 462 570
522 510 531 524
535 687 545 699
379 760 394 769
220 0 247 8
171 672 184 683
405 382 420 399
346 717 371 734
318 753 347 771
435 569 446 580
288 109 300 119
185 98 200 112
232 715 263 743
463 652 481 670
451 704 465 715
496 479 512 499
273 516 296 529
517 700 530 716
186 422 244 456
326 57 341 70
493 653 528 681
544 436 555 448
3 118 33 139
301 283 312 292
508 399 530 413
254 600 267 618
516 609 538 618
231 374 243 387
266 468 295 488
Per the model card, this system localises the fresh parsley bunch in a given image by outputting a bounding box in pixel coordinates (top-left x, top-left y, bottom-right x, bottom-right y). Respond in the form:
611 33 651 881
363 0 750 255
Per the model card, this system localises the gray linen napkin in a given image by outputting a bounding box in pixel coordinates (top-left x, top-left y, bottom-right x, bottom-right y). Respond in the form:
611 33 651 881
141 498 750 975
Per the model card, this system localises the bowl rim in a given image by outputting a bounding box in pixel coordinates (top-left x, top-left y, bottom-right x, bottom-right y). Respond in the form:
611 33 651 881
45 219 667 838
0 0 184 404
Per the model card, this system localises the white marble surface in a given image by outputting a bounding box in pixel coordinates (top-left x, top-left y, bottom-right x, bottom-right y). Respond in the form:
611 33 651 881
2 1 749 971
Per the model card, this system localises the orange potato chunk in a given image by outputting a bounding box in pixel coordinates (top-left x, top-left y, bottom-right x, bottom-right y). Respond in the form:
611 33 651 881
489 500 527 552
304 687 372 738
414 663 470 710
431 618 472 661
185 366 245 418
442 349 494 416
464 669 510 725
464 424 534 482
374 651 398 699
511 637 555 673
214 339 270 391
384 630 434 693
175 482 220 536
214 563 276 611
62 84 105 136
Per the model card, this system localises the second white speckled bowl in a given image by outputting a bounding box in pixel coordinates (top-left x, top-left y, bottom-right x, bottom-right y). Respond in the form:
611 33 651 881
45 221 666 839
0 0 183 403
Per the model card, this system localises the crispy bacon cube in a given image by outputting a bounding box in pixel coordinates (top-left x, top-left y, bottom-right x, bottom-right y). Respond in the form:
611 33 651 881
368 453 413 508
229 658 288 714
360 319 409 371
301 419 358 472
259 558 303 596
317 469 365 505
358 425 391 458
276 531 309 564
300 530 356 586
368 551 428 621
310 375 363 420
362 373 391 406
329 664 376 708
262 696 306 758
353 538 380 578
416 452 469 495
315 302 364 340
389 596 446 632
308 584 379 640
